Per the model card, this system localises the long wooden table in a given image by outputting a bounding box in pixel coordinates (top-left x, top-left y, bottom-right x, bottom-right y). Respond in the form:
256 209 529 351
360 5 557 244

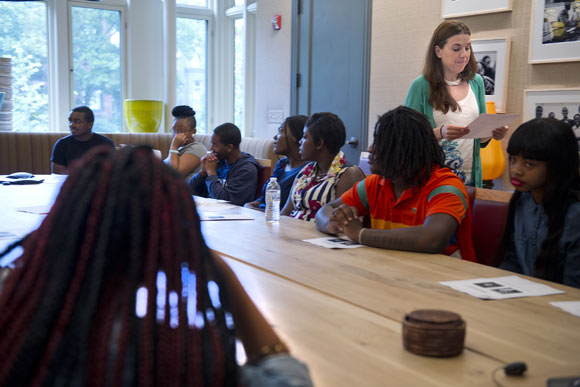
201 205 580 386
2 179 579 386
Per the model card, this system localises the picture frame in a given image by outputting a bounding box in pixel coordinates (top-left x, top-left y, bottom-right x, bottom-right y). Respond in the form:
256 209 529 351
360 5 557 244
523 88 580 126
529 0 580 63
441 0 512 18
471 38 511 113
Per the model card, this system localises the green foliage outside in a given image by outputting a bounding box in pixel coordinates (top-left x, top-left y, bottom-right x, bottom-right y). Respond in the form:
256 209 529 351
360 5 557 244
0 2 49 132
72 7 122 133
0 3 122 133
176 17 208 133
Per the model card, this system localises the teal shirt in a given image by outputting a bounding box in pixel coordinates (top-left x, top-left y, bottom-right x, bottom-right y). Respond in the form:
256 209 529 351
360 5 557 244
404 74 487 188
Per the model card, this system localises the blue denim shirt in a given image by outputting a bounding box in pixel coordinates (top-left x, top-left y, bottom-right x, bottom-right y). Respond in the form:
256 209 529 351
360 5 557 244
500 192 580 288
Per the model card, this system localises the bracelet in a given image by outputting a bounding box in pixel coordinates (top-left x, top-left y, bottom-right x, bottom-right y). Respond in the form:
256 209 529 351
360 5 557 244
252 342 289 364
169 149 179 155
439 125 446 140
358 228 367 244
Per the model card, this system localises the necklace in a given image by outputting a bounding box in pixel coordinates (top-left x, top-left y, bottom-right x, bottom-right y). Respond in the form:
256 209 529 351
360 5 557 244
445 78 461 86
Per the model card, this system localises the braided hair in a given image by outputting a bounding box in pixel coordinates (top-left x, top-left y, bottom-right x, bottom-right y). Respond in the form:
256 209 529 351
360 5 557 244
496 118 580 282
0 146 238 386
371 106 444 188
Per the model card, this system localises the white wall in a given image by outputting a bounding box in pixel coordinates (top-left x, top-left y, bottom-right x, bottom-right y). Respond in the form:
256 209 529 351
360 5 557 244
253 0 293 140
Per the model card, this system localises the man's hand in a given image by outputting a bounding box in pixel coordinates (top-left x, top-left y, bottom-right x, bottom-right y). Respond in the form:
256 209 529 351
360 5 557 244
330 204 364 242
204 153 218 176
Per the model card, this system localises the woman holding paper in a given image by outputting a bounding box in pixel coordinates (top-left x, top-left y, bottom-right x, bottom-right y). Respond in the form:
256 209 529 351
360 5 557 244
404 21 508 187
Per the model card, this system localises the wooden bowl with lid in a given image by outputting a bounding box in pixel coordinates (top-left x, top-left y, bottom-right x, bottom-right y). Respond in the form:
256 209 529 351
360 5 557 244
402 309 465 357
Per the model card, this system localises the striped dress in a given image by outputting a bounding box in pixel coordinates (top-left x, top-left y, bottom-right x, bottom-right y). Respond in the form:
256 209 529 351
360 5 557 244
289 152 348 222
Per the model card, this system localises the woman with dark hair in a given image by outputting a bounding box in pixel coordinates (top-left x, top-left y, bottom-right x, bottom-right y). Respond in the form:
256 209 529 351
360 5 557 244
404 21 508 187
497 118 580 288
164 105 208 181
281 112 365 222
245 115 308 210
0 147 313 385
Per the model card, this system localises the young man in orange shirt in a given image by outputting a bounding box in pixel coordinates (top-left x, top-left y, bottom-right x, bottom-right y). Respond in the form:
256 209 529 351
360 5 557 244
315 106 476 262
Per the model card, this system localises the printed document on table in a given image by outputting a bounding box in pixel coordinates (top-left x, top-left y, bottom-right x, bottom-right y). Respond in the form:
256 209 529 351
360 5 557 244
198 212 255 221
304 237 364 249
550 301 580 318
440 275 564 299
461 114 518 139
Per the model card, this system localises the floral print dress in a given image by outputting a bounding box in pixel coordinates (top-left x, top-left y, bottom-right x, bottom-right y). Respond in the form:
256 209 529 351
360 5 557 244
289 151 348 222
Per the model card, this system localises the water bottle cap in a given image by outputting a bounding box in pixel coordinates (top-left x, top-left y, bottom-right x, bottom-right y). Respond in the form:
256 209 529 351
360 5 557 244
270 177 277 182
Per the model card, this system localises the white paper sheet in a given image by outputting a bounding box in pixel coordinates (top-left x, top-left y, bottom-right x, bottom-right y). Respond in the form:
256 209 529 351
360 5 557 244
198 212 255 221
193 196 238 212
303 237 364 249
550 301 580 318
461 113 519 139
440 275 564 300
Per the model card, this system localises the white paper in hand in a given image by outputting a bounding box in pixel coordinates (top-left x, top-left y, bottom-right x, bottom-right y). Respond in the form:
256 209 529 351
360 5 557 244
461 113 518 139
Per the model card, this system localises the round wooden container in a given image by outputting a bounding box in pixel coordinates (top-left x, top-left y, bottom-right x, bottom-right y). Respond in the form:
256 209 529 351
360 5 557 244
402 309 465 357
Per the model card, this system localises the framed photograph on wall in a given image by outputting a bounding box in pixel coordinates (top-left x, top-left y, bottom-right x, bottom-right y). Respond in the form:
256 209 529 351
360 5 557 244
529 0 580 63
471 38 511 113
523 89 580 128
441 0 512 18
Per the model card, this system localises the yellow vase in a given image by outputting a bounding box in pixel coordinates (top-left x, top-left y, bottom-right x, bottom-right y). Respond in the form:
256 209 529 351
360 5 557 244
124 100 163 133
481 102 506 180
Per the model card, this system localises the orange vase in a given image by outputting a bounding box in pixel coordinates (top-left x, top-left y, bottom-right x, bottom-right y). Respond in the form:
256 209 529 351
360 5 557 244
480 102 506 180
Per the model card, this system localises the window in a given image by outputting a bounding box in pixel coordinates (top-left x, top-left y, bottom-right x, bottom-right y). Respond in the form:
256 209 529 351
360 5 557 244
71 5 123 133
0 1 49 131
1 0 256 136
226 1 255 136
176 16 208 133
177 0 208 6
233 18 244 129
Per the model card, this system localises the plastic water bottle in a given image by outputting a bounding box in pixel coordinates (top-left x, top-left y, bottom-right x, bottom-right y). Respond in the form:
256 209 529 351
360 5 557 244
265 177 281 222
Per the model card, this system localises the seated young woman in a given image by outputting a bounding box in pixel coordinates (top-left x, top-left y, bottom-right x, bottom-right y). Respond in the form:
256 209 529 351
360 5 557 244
164 105 207 181
0 146 313 386
245 115 308 211
496 118 580 288
281 112 366 222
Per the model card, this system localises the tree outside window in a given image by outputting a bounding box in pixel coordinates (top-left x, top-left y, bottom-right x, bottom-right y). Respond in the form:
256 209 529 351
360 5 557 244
0 2 49 132
71 6 123 133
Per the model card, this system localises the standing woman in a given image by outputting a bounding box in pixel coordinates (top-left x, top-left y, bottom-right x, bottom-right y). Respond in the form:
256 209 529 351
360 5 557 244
245 115 308 210
164 105 208 181
404 21 508 187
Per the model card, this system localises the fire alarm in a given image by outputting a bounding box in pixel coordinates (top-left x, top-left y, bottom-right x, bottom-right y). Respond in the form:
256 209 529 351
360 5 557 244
272 15 281 30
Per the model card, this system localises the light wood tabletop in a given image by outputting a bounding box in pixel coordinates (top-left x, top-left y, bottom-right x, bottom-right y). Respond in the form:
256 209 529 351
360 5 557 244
2 182 579 386
201 206 580 386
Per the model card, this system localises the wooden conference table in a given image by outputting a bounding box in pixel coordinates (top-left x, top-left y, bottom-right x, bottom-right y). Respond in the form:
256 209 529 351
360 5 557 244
1 176 579 386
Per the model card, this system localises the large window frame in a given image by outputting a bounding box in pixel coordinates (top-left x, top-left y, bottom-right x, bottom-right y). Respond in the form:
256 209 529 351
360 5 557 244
224 1 255 136
7 0 255 135
46 0 127 132
175 3 213 134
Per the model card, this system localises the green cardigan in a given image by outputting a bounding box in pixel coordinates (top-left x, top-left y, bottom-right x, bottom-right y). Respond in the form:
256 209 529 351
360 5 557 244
404 74 487 188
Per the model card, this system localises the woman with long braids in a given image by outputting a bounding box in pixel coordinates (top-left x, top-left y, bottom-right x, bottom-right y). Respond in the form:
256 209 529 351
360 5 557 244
497 118 580 288
0 146 313 386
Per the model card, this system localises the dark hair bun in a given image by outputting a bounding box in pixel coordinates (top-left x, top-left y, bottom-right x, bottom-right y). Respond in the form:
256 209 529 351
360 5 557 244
172 105 196 118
